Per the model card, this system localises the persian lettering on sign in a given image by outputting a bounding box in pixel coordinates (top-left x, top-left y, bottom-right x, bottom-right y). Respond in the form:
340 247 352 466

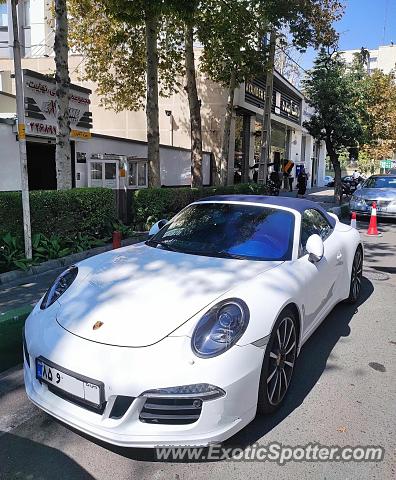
23 70 92 140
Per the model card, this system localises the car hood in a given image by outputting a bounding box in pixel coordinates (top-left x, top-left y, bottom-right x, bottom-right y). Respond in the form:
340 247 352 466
56 243 282 347
357 188 396 200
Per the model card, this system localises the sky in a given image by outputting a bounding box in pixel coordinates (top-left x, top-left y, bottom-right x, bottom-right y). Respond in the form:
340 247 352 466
299 0 396 71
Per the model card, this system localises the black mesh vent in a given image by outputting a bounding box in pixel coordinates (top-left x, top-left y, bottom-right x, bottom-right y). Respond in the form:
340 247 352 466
139 397 202 425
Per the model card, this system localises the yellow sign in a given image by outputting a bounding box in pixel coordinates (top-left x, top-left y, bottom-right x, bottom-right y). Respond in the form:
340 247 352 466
70 129 91 140
18 124 26 140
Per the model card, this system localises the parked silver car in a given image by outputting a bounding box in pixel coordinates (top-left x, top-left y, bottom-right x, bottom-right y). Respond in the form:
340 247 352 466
350 175 396 218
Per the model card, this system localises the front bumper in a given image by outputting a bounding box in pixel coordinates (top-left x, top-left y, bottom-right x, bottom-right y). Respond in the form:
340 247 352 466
350 202 396 218
24 309 264 447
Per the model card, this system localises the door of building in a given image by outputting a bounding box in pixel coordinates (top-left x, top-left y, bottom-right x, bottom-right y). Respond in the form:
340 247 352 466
27 141 56 190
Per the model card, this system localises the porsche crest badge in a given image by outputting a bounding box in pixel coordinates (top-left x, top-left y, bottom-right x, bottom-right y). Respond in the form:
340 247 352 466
93 321 104 330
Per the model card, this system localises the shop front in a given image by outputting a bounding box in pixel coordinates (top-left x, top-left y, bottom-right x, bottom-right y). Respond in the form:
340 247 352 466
0 69 212 202
231 71 326 189
23 69 92 190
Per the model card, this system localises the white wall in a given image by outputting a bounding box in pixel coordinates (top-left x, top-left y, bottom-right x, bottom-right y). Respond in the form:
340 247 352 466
289 129 302 165
0 122 21 190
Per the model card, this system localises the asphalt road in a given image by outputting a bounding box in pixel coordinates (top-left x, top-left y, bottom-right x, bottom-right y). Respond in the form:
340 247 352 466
0 219 395 480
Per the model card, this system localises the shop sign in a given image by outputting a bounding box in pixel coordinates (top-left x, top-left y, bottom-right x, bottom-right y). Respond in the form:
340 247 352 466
245 81 266 102
280 97 300 119
23 69 92 140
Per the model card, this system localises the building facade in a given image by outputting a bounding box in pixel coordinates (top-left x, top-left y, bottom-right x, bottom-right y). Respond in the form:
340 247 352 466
0 0 326 191
340 44 396 74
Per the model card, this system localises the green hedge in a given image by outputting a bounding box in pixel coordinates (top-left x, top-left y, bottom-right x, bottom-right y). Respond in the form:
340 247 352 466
0 188 116 239
131 183 268 229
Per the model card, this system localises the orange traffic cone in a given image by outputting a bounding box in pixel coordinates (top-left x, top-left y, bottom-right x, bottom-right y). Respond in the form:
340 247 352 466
366 202 382 237
350 211 357 229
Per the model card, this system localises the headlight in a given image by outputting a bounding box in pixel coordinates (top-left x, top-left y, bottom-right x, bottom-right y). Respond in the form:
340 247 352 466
192 298 249 358
351 195 364 204
40 266 78 310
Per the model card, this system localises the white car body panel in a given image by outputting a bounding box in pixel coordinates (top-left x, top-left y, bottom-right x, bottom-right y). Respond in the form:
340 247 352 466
24 199 362 447
56 244 282 347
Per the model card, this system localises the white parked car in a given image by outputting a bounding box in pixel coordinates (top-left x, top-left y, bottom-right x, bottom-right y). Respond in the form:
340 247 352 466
24 196 363 447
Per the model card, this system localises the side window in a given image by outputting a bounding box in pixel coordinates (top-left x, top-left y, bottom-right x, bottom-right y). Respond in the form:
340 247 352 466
300 209 333 251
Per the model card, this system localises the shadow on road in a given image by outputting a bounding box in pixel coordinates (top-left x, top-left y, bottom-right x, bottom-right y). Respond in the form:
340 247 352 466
227 275 374 450
0 431 95 479
60 276 374 464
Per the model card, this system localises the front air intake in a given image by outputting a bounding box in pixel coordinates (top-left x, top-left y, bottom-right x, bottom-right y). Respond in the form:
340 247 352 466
139 397 202 425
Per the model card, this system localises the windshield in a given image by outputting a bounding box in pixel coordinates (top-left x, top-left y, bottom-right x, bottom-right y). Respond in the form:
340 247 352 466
363 177 396 189
147 202 295 261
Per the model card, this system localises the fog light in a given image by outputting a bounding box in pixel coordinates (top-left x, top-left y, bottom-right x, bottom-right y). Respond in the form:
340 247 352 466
193 399 202 408
140 383 225 400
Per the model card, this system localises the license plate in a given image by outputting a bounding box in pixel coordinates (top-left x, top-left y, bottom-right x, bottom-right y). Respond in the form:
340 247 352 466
36 357 104 408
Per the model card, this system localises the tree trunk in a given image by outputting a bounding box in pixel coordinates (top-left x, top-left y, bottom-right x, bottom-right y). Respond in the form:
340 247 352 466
259 29 276 184
54 0 71 190
145 13 161 188
326 136 342 204
219 70 237 186
184 21 203 188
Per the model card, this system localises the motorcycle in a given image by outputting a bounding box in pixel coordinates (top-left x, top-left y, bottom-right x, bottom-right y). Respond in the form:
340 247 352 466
267 178 280 196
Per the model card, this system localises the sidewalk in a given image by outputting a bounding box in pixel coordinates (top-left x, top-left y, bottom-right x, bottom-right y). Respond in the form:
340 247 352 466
0 235 147 316
279 186 337 207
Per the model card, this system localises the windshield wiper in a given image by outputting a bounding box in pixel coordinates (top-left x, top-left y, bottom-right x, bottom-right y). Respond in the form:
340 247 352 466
146 239 181 252
216 251 247 260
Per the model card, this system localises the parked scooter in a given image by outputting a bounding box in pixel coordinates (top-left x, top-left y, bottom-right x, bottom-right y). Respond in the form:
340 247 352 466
267 172 281 196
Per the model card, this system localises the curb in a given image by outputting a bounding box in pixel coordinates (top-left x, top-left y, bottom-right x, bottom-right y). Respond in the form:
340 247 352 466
0 233 148 288
0 305 33 373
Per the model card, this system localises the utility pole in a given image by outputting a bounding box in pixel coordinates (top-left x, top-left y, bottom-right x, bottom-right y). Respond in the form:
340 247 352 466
258 29 276 185
11 0 32 259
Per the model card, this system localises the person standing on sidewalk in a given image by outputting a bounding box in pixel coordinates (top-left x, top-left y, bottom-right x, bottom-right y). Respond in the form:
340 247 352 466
288 173 294 192
297 167 308 198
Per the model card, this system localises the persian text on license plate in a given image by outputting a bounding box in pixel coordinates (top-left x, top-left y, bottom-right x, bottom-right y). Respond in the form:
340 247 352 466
36 358 103 407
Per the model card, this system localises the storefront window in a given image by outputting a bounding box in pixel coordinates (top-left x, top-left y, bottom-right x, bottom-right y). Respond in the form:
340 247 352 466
128 160 148 188
138 162 147 186
90 162 103 187
128 162 137 186
89 161 118 188
104 163 117 188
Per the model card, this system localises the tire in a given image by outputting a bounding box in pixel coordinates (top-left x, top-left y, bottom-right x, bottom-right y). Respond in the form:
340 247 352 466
345 247 363 304
256 308 298 415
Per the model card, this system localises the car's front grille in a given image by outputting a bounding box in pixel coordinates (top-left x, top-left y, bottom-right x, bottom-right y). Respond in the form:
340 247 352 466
139 397 203 425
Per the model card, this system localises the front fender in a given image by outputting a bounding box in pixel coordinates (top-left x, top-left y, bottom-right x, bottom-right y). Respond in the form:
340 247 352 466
170 263 304 348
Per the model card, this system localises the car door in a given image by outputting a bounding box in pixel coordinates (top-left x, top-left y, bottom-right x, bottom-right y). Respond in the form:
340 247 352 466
294 209 342 339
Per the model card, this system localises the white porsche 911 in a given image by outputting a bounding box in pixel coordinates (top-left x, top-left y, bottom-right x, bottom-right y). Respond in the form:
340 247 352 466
24 195 363 448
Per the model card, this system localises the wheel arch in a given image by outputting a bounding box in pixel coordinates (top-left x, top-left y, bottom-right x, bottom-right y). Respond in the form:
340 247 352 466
281 302 302 351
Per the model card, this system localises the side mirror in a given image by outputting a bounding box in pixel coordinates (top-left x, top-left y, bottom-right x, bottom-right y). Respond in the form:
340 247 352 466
306 234 324 263
148 219 168 237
